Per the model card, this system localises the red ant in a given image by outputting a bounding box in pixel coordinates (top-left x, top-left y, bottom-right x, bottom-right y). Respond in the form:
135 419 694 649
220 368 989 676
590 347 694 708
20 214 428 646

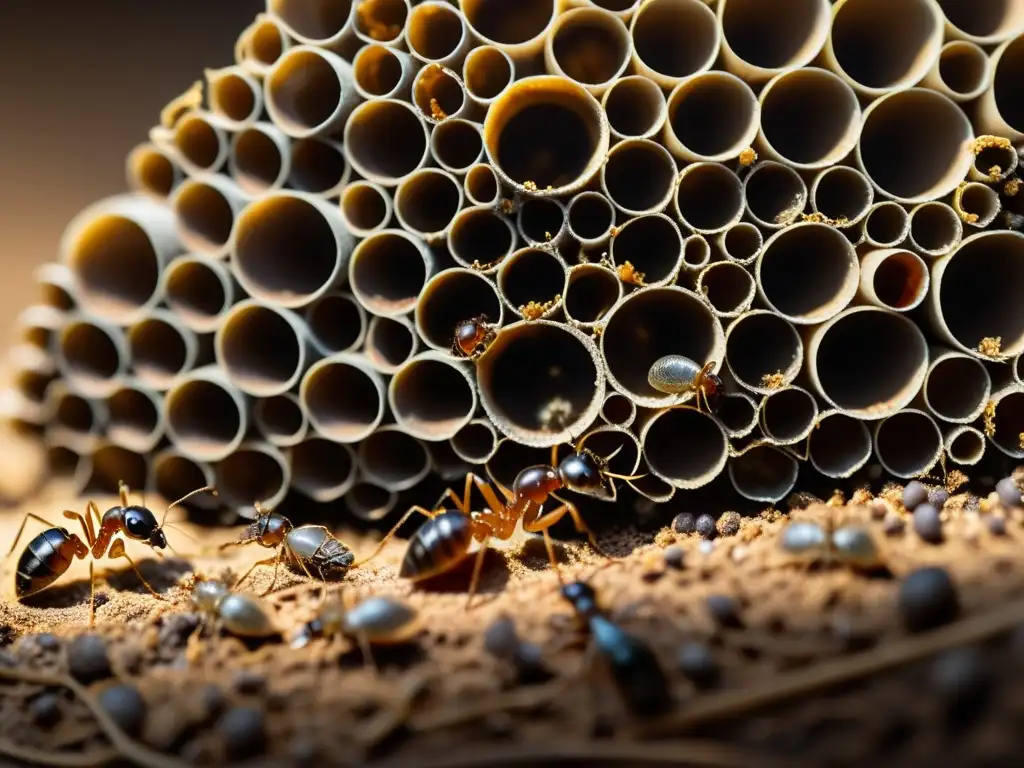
2 481 214 625
355 433 644 607
452 314 497 359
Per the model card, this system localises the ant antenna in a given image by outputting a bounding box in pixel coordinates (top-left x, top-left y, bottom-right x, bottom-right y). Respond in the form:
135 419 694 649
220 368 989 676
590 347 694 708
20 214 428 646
602 444 624 463
163 522 199 547
161 485 217 528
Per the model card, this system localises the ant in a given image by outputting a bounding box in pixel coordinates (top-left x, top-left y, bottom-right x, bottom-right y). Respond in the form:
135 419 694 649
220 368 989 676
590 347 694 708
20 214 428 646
354 433 645 607
291 589 422 670
560 577 673 716
452 314 497 359
190 575 280 639
3 481 214 625
647 354 722 414
219 501 356 596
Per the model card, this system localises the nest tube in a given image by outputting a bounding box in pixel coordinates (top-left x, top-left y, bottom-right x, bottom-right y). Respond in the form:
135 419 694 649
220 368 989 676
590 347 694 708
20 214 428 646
498 247 568 321
340 181 394 238
566 191 615 250
464 164 502 208
229 122 292 195
170 111 233 176
873 408 943 479
344 98 431 187
944 425 986 466
758 385 819 445
447 205 517 274
304 290 367 358
266 0 356 50
908 202 963 258
47 446 93 496
351 0 410 48
862 202 911 249
87 443 149 497
411 64 470 125
344 480 399 523
60 194 179 326
517 198 570 249
170 173 250 259
161 254 236 335
215 441 290 516
253 392 309 448
352 43 416 101
477 320 605 447
300 353 387 444
674 162 745 235
205 65 263 129
968 138 1018 184
149 448 219 514
716 0 831 83
43 380 107 455
728 443 800 504
406 1 471 68
126 142 182 202
858 248 931 314
357 425 431 492
562 263 622 331
954 182 1002 229
415 267 504 355
807 408 873 479
348 229 435 318
976 32 1024 142
601 285 725 408
463 45 515 112
663 72 759 164
809 166 873 228
939 0 1024 45
807 306 930 420
629 0 720 89
544 6 632 97
987 384 1024 459
235 13 291 76
264 45 360 139
288 437 357 503
716 224 763 267
742 161 807 230
923 345 992 425
639 406 729 490
929 231 1024 360
599 391 635 429
431 119 484 176
601 139 675 217
695 261 756 319
289 137 352 198
601 74 667 143
388 351 477 441
394 168 464 245
128 312 205 395
610 213 685 288
55 314 129 399
105 379 164 454
364 315 420 374
35 263 76 313
922 41 991 104
164 365 249 463
450 418 500 465
460 0 558 62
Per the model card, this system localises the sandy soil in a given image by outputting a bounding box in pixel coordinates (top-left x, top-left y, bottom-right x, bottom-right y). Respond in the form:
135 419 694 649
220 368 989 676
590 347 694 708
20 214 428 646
1 476 1024 767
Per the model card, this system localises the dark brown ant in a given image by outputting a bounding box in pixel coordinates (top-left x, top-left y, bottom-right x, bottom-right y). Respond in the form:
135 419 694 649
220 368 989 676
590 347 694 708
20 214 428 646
355 434 644 607
647 354 722 414
2 481 214 625
452 314 497 359
220 501 356 596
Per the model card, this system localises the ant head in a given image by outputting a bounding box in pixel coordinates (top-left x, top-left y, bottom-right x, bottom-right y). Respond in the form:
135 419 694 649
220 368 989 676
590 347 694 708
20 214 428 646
559 449 614 500
121 505 166 548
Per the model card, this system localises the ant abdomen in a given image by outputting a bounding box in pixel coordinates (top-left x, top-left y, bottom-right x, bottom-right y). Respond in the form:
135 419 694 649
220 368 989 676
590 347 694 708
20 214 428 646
15 528 82 598
400 510 474 581
286 526 355 578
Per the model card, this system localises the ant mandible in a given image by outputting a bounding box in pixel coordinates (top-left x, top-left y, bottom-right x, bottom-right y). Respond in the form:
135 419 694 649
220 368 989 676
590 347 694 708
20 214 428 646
3 481 214 625
354 432 645 607
647 354 722 414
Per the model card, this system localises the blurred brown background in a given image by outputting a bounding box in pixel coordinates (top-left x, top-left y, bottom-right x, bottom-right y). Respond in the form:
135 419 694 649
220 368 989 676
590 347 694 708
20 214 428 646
0 1 262 359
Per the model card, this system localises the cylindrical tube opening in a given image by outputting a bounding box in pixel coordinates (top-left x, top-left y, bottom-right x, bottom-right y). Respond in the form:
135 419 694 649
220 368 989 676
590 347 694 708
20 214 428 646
971 140 1018 182
427 439 474 483
448 206 516 271
127 144 179 200
464 164 500 207
395 169 463 241
602 139 675 215
349 230 432 317
340 182 392 236
171 178 240 254
248 15 288 67
450 419 499 464
216 443 289 512
761 386 818 444
924 353 990 423
578 426 642 478
358 428 430 491
567 192 614 244
353 0 408 45
305 291 366 355
812 307 928 418
548 7 631 90
601 75 666 140
107 385 162 453
365 315 418 373
151 451 217 515
936 232 1024 357
289 138 349 196
758 68 860 169
716 392 758 438
829 0 943 93
992 387 1024 458
602 286 723 407
600 392 635 427
518 198 567 246
173 114 226 173
232 193 345 307
863 202 910 247
499 248 566 317
416 268 503 353
482 75 609 197
756 223 859 324
674 162 745 234
216 301 307 397
631 0 719 82
390 353 476 441
163 256 231 333
461 0 555 48
290 438 356 503
874 409 942 478
89 445 148 497
36 264 76 312
265 47 352 137
940 1 1024 44
811 166 873 225
665 72 758 162
697 262 755 317
720 0 830 75
728 445 799 503
989 34 1024 136
858 89 974 203
208 69 259 124
640 407 727 489
253 393 308 447
909 202 962 256
57 320 126 396
464 45 514 103
301 355 385 443
231 126 287 194
720 223 763 264
477 321 604 446
611 214 683 287
345 482 398 523
808 411 872 478
861 248 930 312
564 264 622 326
743 161 807 228
408 2 467 63
51 387 102 445
353 44 407 98
431 119 484 174
945 426 985 466
937 41 989 99
725 310 803 393
345 99 429 185
956 183 1001 228
413 64 466 122
165 372 246 462
486 439 551 490
269 0 353 42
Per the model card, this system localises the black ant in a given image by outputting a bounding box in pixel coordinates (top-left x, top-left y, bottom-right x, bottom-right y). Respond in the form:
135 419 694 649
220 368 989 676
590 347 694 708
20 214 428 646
3 481 214 625
647 354 722 414
452 314 497 359
220 501 356 596
560 577 673 716
355 434 644 607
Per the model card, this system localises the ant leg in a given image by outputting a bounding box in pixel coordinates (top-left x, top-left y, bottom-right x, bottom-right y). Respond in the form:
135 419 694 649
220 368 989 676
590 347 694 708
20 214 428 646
356 633 379 674
233 555 278 591
541 528 565 587
88 560 96 627
257 545 286 597
465 539 491 610
107 539 166 601
352 506 442 568
118 480 130 508
2 513 60 568
551 493 615 561
62 510 93 549
472 475 512 514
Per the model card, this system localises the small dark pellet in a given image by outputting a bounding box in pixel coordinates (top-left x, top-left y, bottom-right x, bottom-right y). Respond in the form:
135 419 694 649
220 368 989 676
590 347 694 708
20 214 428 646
716 511 741 537
695 514 717 540
931 646 994 728
705 595 743 629
483 616 520 660
928 487 950 508
663 545 685 570
677 642 720 689
899 567 960 633
98 684 147 737
902 481 928 510
883 511 905 537
218 707 267 760
66 634 112 684
672 513 695 535
986 515 1008 537
913 504 943 544
997 477 1021 509
35 633 60 651
159 614 200 649
232 670 267 695
29 693 61 728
